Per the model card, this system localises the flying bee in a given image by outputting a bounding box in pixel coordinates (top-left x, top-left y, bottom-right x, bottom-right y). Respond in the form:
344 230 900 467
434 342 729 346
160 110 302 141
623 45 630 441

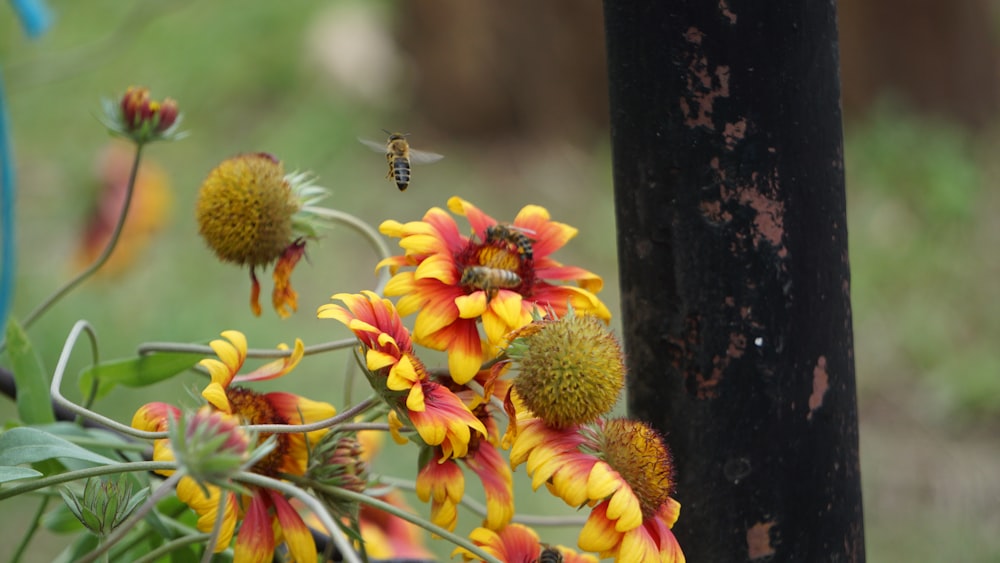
359 130 444 192
536 545 563 563
484 223 536 261
460 265 521 301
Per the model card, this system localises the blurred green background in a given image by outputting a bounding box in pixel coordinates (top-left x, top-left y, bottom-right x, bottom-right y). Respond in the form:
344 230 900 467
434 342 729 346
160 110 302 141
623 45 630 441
1 1 998 561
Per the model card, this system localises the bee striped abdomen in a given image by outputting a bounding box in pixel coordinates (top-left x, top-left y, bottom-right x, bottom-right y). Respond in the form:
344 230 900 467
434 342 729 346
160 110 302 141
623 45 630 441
391 156 411 191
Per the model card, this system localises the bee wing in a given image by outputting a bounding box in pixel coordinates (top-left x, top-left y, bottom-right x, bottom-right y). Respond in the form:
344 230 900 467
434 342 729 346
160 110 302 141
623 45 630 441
408 148 445 165
507 225 537 237
358 138 388 154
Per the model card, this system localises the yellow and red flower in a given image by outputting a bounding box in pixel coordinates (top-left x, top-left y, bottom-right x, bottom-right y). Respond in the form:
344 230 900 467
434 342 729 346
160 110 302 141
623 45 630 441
318 291 486 461
454 523 599 563
509 417 685 563
415 396 514 532
376 196 610 384
131 330 336 562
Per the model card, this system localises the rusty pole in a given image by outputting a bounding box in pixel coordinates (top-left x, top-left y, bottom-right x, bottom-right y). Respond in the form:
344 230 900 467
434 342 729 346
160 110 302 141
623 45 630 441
604 1 865 561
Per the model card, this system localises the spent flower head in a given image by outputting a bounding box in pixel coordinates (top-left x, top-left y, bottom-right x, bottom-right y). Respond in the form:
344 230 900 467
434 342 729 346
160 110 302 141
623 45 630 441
101 86 184 144
196 154 330 317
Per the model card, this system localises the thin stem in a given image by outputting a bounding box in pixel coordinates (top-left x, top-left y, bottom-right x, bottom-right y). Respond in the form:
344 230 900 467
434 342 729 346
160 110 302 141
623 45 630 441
293 476 505 563
236 472 363 563
77 471 184 563
132 533 213 563
9 495 50 563
22 143 145 329
0 460 176 501
136 337 358 358
301 205 392 295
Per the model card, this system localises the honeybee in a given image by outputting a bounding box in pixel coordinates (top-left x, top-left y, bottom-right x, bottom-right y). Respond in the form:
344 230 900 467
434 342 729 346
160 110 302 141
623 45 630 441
484 223 536 261
536 546 563 563
460 265 521 301
359 131 444 191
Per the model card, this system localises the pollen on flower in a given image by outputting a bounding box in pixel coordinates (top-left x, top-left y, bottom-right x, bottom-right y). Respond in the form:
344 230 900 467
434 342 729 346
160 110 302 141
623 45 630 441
511 314 625 428
600 419 675 518
195 153 299 267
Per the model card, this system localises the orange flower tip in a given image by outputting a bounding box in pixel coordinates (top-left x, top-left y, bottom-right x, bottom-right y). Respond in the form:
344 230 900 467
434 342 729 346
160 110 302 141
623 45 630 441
511 313 625 428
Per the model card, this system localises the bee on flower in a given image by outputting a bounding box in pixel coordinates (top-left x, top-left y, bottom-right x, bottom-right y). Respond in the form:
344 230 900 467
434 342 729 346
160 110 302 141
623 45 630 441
376 196 611 384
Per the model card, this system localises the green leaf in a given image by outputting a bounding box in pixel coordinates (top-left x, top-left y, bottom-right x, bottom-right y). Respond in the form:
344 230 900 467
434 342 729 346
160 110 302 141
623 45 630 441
0 427 117 466
77 351 202 400
0 465 43 483
45 495 86 533
5 318 56 424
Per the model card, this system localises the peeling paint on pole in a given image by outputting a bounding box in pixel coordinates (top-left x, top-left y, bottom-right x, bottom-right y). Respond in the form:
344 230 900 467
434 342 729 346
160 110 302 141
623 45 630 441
604 0 866 560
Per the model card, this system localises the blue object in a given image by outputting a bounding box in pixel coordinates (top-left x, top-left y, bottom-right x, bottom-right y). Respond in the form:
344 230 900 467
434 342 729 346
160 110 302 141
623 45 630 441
9 0 53 37
0 70 13 337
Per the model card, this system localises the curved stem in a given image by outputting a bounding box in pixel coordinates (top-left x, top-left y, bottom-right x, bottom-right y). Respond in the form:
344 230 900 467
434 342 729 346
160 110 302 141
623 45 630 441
236 472 363 563
9 495 49 563
22 143 145 330
0 460 176 501
133 533 213 563
301 205 392 295
136 337 358 358
291 476 505 563
78 471 184 563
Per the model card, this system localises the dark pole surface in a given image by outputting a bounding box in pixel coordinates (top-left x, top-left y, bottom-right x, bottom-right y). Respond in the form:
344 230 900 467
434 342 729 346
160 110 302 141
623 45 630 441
604 2 865 562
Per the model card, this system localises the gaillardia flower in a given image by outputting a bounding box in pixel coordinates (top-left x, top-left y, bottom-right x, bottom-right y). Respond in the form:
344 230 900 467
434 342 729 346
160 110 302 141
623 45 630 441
510 417 684 563
132 330 336 562
196 154 328 317
376 196 610 384
318 291 486 461
453 523 599 563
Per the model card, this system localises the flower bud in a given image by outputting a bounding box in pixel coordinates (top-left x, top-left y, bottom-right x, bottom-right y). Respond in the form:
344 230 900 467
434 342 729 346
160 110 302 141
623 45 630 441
61 477 147 537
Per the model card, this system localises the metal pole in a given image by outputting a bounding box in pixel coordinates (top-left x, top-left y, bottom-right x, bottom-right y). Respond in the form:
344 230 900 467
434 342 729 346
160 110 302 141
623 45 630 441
604 1 865 560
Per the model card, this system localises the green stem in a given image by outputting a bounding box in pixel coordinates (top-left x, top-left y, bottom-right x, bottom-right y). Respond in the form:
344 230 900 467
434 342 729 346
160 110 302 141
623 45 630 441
77 471 184 563
0 460 176 501
22 143 145 330
288 476 505 563
9 494 50 563
300 205 393 295
136 337 358 358
132 533 213 563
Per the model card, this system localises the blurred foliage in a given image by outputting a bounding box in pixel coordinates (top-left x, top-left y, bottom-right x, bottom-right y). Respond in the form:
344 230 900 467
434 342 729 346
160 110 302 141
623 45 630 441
846 100 1000 423
1 1 998 561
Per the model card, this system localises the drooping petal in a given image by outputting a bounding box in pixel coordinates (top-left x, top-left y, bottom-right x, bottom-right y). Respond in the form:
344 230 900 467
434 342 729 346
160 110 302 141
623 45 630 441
463 442 514 530
267 490 317 563
235 339 305 382
234 492 274 563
